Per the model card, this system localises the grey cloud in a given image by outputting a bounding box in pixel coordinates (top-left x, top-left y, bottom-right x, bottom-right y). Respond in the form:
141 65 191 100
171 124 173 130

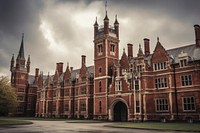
0 0 199 77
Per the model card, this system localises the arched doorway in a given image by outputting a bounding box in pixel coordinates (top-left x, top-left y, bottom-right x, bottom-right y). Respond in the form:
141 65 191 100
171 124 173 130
113 101 128 121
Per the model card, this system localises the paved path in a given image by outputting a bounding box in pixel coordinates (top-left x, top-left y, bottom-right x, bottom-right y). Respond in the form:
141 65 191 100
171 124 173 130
0 120 194 133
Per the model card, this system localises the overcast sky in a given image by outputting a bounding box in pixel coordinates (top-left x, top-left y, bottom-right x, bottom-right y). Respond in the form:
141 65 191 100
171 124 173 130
0 0 199 77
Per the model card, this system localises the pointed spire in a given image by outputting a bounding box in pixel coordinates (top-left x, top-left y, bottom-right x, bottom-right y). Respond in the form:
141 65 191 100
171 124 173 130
94 17 98 26
27 55 30 64
114 15 119 25
138 43 144 57
10 54 15 71
157 37 160 42
17 33 25 59
156 37 162 46
67 62 69 69
104 11 109 21
26 55 30 73
11 54 14 62
123 48 125 52
104 0 109 21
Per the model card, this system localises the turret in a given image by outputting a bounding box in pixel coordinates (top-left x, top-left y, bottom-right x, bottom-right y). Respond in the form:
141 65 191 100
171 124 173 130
137 44 144 57
104 11 109 34
114 15 119 38
94 17 98 39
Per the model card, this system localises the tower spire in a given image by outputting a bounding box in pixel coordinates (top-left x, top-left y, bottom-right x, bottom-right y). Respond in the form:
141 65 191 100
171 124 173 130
17 33 25 59
105 0 107 15
104 0 109 20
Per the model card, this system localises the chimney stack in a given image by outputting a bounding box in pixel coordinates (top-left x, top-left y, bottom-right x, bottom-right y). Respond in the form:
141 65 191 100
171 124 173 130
56 62 63 76
194 24 200 47
82 55 86 66
127 43 133 59
70 67 73 71
35 68 39 84
144 38 150 56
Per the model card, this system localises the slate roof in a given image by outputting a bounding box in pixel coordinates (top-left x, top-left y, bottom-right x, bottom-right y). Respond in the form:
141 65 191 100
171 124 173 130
28 66 94 85
167 44 200 63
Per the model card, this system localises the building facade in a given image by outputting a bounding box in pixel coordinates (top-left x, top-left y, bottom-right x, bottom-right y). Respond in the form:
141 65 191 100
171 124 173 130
11 14 200 121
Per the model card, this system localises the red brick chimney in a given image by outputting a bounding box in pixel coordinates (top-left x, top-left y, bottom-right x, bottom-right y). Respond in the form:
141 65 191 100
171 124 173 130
35 68 39 84
56 62 63 76
127 43 133 59
82 55 86 66
194 24 200 47
70 67 73 71
144 38 150 56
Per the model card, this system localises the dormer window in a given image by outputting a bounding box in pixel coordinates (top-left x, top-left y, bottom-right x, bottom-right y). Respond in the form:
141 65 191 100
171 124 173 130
178 51 188 68
97 44 103 56
180 59 187 67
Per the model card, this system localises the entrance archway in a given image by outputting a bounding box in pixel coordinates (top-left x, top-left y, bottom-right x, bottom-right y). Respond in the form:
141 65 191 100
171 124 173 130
113 101 128 121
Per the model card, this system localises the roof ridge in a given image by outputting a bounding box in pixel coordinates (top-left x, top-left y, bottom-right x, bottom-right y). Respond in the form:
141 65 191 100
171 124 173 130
167 44 195 51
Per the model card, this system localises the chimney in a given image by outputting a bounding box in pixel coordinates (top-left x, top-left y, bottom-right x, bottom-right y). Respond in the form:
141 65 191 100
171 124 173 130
82 55 86 66
194 24 200 47
56 62 63 76
70 67 73 71
127 43 133 58
144 38 150 56
35 68 39 84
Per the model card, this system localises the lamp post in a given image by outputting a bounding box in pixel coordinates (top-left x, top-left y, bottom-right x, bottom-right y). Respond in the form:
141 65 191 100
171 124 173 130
171 56 179 120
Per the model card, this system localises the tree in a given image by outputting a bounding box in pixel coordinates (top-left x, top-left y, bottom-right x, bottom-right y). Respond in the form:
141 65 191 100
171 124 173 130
0 76 18 116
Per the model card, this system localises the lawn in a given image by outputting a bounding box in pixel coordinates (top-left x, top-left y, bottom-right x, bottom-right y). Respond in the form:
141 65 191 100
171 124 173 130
0 119 32 126
111 122 200 132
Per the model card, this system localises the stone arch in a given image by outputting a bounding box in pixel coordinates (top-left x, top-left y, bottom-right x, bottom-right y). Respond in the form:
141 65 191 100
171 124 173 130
109 98 129 121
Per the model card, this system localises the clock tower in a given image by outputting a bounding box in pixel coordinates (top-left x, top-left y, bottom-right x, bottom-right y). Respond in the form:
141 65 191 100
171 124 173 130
93 13 120 119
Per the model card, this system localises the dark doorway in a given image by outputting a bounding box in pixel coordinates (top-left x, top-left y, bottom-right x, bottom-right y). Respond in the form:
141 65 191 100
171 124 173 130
113 101 128 121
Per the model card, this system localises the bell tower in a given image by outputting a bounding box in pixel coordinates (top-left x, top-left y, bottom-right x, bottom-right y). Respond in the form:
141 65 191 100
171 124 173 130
93 11 120 119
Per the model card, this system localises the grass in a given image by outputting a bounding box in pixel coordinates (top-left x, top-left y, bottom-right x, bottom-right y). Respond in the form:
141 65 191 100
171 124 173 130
1 117 67 121
0 119 33 126
111 122 200 132
66 119 109 123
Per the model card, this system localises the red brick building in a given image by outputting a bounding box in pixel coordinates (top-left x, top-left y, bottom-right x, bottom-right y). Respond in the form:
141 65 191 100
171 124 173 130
11 14 200 121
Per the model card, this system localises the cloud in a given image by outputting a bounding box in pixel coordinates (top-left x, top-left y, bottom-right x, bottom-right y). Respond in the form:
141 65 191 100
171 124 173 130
0 0 199 78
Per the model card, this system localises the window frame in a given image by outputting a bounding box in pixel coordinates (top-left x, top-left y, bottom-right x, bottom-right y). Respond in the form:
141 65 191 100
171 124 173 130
182 96 196 111
181 75 192 86
155 98 169 112
115 80 122 91
155 77 168 89
97 44 103 55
